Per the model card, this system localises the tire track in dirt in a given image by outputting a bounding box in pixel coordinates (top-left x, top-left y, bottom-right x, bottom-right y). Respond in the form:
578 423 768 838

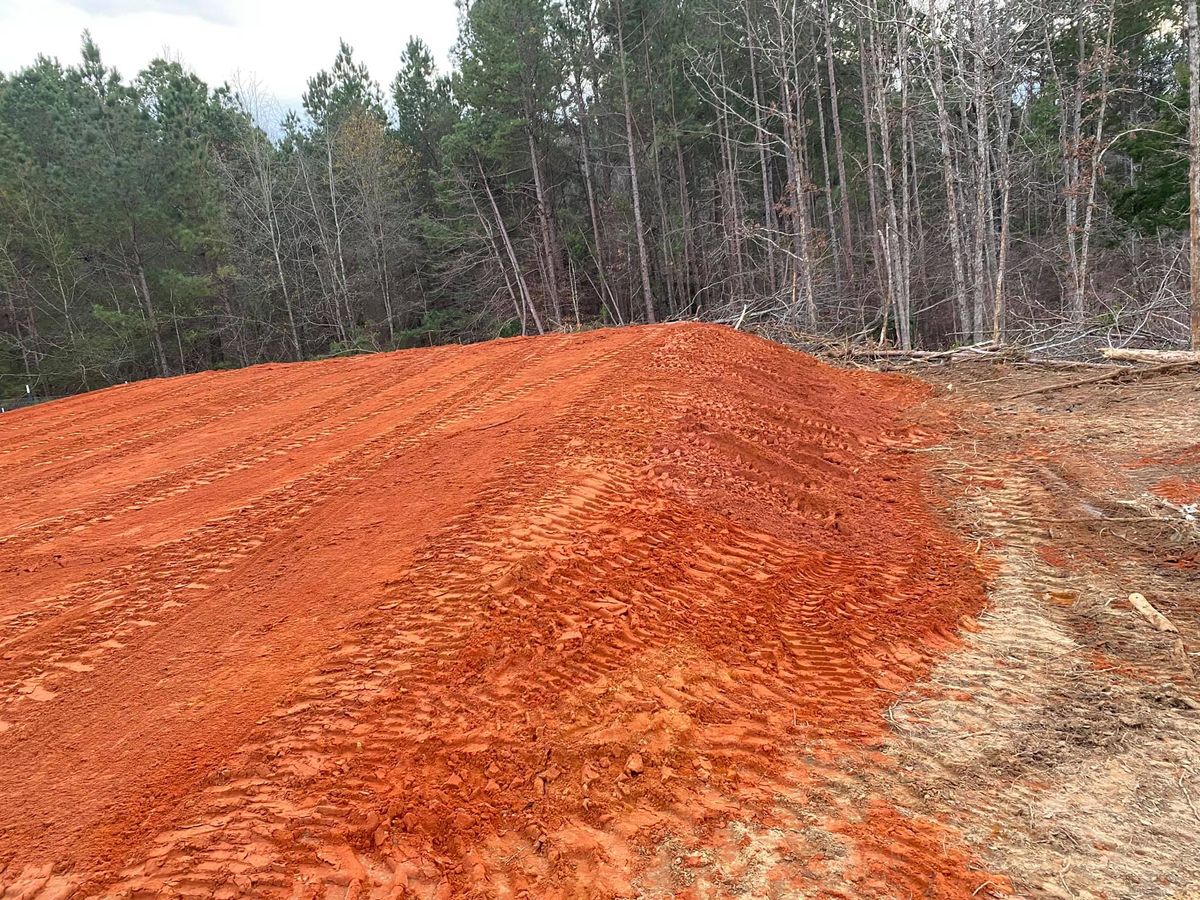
0 324 996 898
0 337 587 708
0 337 546 622
0 358 422 516
0 348 487 638
879 450 1200 900
0 365 296 474
0 331 648 869
85 329 654 897
0 342 525 548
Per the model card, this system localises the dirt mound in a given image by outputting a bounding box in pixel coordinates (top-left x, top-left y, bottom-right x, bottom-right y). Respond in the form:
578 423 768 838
0 324 992 897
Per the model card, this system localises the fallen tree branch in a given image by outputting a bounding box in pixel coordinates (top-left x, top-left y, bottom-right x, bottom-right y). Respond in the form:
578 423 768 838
469 413 526 432
1000 360 1198 401
1018 359 1124 370
1128 592 1178 633
733 304 749 331
849 341 999 360
1102 348 1200 364
1011 515 1166 524
1127 593 1194 680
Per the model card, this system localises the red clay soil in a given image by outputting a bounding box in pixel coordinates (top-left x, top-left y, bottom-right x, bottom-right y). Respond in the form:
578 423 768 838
0 324 989 898
1152 476 1200 505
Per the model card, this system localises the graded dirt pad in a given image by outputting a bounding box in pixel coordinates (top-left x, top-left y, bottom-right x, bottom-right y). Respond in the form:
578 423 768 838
0 324 994 898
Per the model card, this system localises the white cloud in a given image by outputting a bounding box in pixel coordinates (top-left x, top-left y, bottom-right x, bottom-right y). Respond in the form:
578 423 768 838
63 0 237 26
0 0 459 120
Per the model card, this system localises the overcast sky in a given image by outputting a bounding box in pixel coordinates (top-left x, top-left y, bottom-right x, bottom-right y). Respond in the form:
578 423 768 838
0 0 461 122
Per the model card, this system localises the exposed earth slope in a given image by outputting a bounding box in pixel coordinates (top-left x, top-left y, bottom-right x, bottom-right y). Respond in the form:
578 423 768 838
0 324 992 898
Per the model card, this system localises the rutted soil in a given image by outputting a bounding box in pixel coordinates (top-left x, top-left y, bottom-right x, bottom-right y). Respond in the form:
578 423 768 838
874 360 1200 900
0 324 995 898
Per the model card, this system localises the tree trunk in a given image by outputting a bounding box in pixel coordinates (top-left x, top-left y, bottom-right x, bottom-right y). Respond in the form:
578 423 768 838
298 150 348 342
895 7 914 349
1064 17 1086 322
928 0 970 340
716 38 748 303
570 67 618 323
812 20 842 296
467 174 525 332
641 34 677 315
772 1 815 327
865 3 906 345
674 126 696 312
269 226 302 359
822 0 855 283
325 136 354 332
745 5 779 297
130 235 169 378
479 160 544 335
970 0 992 343
616 0 656 323
526 123 564 327
1076 1 1116 330
0 264 36 380
858 31 885 318
1191 0 1200 348
791 84 818 327
992 14 1014 343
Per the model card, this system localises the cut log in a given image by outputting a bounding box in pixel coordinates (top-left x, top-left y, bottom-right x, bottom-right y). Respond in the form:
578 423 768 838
1020 359 1123 370
734 304 749 331
1128 592 1178 633
1001 360 1197 401
1102 348 1200 364
851 342 999 360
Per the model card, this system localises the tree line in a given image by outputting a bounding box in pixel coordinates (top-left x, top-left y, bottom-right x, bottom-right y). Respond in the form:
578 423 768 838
0 0 1195 399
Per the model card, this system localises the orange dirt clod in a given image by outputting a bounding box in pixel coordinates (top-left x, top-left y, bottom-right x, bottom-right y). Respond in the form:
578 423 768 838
1152 476 1200 505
